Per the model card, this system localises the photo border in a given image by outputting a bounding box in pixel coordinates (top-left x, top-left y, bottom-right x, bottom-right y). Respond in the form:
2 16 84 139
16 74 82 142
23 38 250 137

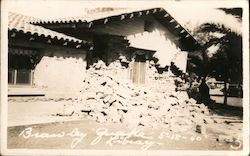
1 0 249 155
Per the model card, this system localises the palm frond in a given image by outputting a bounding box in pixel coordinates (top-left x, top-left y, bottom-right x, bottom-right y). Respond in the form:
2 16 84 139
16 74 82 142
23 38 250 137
197 23 232 34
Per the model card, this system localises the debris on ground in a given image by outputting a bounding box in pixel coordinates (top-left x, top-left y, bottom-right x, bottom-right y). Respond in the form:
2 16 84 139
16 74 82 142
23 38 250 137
8 59 243 145
69 60 214 133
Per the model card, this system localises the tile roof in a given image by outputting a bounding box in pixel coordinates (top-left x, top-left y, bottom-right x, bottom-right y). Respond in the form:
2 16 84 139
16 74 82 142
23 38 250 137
31 8 202 50
32 8 144 24
8 12 87 44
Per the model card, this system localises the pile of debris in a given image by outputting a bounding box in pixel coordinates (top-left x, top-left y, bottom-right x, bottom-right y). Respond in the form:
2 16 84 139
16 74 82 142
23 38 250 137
73 60 212 133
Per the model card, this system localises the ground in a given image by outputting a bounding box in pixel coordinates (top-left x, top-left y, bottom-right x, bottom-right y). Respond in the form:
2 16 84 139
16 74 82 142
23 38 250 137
211 95 243 107
7 119 241 150
7 97 243 151
7 64 243 151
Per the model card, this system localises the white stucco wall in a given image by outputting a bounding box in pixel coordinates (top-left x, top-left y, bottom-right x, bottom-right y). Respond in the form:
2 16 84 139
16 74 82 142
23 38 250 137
127 30 182 67
33 46 87 95
92 15 186 68
172 51 188 72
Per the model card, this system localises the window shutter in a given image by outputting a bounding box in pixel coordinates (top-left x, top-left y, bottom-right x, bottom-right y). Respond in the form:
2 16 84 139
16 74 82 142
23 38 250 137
132 62 146 84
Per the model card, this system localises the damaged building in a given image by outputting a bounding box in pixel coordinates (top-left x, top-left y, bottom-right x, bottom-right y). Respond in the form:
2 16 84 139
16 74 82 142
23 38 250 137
6 7 243 147
8 12 92 96
8 8 201 96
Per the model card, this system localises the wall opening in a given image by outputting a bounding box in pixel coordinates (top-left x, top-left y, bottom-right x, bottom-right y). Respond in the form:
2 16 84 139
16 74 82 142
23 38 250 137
132 54 146 84
8 47 39 86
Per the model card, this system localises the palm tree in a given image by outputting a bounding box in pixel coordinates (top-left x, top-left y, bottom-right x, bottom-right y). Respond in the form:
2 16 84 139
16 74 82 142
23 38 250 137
196 23 242 104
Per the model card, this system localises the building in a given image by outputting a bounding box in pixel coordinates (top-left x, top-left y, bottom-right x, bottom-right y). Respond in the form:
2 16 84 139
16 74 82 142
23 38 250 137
8 8 201 96
8 12 92 96
34 8 201 84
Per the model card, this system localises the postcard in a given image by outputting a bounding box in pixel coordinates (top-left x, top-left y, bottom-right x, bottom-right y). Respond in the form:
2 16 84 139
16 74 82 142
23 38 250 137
1 0 249 155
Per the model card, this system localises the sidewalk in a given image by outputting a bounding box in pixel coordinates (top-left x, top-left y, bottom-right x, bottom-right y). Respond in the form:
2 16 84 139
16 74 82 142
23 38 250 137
210 95 243 107
8 98 84 127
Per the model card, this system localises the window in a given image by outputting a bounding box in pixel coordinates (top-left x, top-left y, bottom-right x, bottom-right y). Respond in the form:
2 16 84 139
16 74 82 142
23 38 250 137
8 47 37 86
8 69 34 85
8 69 15 84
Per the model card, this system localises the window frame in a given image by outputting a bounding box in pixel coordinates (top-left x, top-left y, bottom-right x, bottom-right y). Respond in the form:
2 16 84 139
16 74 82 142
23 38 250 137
8 69 34 86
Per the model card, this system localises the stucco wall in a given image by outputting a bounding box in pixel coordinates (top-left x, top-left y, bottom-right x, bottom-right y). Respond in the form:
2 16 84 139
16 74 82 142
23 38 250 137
34 46 87 95
92 16 186 69
172 51 188 72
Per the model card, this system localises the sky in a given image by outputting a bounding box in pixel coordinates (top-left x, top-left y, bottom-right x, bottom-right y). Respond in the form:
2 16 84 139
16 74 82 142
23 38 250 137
2 0 245 34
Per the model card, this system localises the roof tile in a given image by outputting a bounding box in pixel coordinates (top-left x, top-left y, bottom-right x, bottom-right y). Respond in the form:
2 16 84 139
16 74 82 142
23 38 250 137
32 8 144 24
8 12 85 44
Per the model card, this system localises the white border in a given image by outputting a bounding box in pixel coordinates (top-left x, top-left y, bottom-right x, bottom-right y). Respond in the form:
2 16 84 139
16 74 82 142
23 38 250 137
1 0 249 155
1 0 8 155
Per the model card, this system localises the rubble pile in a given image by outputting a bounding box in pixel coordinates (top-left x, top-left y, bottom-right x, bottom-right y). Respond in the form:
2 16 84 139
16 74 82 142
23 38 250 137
76 60 212 132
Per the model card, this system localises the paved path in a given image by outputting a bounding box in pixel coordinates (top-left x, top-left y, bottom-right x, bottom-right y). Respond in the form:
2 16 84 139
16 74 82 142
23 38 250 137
8 98 83 127
210 96 243 107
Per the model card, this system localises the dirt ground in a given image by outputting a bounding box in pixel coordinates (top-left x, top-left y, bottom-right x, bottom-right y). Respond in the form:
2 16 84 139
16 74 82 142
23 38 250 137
7 98 243 151
8 119 242 150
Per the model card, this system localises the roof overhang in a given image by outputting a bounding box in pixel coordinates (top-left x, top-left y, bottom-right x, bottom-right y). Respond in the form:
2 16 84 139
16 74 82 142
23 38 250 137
8 29 93 50
33 8 202 51
129 46 156 53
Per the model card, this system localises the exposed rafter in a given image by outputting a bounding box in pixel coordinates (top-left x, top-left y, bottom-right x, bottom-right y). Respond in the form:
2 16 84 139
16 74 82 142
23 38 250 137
175 24 180 28
120 14 125 20
104 18 108 24
11 32 16 37
29 37 35 41
129 13 134 18
76 44 81 48
88 22 93 28
169 19 175 23
164 14 169 18
138 12 142 16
